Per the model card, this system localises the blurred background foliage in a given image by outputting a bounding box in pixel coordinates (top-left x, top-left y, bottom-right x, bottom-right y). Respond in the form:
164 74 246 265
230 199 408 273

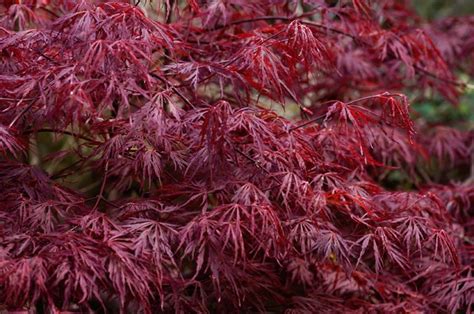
412 0 474 129
414 0 474 19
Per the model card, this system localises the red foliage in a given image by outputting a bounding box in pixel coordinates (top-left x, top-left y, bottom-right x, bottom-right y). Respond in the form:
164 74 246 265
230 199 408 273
0 0 473 312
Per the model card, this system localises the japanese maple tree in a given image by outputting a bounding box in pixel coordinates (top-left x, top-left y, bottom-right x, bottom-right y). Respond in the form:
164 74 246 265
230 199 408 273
0 0 473 313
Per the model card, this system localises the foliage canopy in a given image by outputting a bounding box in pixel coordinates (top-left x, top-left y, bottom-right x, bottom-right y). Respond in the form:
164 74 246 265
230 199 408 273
0 0 473 312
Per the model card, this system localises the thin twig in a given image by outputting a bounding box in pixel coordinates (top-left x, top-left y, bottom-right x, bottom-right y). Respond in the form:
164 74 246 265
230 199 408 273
281 113 326 135
149 72 195 108
93 161 109 211
23 128 102 144
209 15 359 41
9 101 33 128
414 65 466 88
